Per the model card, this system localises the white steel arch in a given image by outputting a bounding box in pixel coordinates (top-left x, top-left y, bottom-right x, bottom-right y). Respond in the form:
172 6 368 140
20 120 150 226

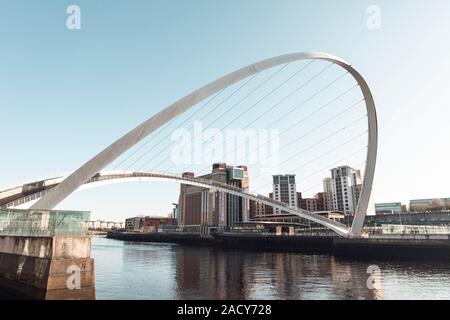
30 52 378 238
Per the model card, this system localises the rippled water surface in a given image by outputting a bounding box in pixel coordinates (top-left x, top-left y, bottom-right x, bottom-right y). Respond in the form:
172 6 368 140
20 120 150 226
92 237 450 300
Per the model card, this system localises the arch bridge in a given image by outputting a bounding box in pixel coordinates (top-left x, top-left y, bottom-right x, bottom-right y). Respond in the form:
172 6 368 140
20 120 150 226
0 170 350 236
3 51 378 238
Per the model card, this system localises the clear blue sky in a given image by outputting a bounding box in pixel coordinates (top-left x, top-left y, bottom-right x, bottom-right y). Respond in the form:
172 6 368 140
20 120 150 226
1 1 450 221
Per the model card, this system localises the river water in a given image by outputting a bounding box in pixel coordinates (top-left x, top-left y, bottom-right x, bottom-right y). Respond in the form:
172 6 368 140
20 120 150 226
92 236 450 300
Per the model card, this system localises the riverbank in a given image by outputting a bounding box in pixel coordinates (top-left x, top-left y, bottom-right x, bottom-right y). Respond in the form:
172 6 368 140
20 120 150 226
107 231 450 260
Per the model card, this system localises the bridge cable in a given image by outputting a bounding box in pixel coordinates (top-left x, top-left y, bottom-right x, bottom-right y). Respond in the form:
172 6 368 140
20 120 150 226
173 62 334 175
140 61 308 173
195 66 351 175
251 131 367 194
112 89 227 172
130 63 294 173
249 113 368 186
217 73 354 172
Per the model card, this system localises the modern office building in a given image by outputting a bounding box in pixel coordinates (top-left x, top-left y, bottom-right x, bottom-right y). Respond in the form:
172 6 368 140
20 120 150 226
375 202 402 215
272 174 297 214
178 163 249 234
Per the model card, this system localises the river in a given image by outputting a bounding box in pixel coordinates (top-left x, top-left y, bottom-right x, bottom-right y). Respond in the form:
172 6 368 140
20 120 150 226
92 236 450 300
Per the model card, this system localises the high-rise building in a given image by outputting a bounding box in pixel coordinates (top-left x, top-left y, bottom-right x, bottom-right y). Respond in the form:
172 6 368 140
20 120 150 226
329 165 362 216
272 174 297 214
178 163 249 234
323 177 334 211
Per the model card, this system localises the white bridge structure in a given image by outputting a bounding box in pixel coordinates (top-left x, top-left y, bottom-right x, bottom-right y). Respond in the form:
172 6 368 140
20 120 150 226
1 52 378 238
0 170 350 236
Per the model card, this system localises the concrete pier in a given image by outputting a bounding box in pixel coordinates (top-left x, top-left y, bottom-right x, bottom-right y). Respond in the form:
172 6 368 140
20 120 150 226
0 209 95 299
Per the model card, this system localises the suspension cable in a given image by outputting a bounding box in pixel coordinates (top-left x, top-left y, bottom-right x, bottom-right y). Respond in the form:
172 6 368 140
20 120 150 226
135 62 295 172
188 63 338 175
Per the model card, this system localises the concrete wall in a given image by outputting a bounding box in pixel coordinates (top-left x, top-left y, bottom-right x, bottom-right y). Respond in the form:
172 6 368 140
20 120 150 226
0 236 95 299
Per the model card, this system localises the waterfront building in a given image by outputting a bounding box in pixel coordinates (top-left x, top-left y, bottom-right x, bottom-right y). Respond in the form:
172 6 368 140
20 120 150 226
300 198 318 212
409 198 450 212
143 216 176 232
249 198 275 218
125 216 176 232
125 216 145 232
375 202 402 215
178 163 249 234
364 211 450 227
87 221 125 230
299 193 326 212
249 200 266 219
272 174 297 214
314 192 326 211
381 224 450 235
328 166 362 216
322 178 334 211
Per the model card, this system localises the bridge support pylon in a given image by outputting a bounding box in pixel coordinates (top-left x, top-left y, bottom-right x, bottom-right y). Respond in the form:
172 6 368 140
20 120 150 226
0 209 95 300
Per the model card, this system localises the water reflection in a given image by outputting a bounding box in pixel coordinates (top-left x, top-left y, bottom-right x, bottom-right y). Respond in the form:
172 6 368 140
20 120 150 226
173 247 385 300
92 237 450 300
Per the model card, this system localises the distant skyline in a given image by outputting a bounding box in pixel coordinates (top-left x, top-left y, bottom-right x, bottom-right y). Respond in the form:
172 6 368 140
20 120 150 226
1 1 450 221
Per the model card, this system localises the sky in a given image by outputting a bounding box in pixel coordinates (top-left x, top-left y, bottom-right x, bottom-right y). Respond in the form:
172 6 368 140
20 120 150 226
1 0 450 221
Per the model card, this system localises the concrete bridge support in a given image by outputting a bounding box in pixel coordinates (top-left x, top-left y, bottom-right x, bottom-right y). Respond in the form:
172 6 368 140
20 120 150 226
0 209 95 299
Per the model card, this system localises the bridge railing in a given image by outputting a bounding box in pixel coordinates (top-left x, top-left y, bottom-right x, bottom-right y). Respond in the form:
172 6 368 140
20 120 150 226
87 171 348 230
2 170 348 233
